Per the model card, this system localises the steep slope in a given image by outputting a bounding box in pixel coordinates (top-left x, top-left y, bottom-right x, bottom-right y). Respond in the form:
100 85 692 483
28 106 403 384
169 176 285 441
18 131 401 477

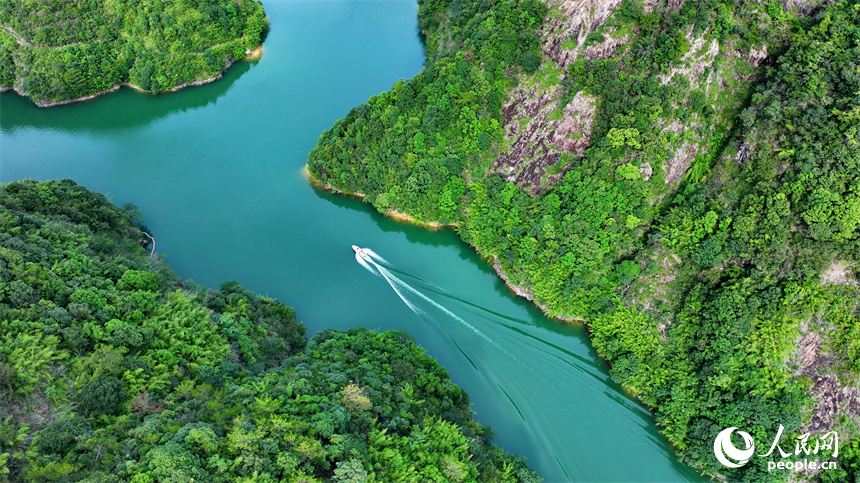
307 0 860 479
0 179 540 482
0 0 267 106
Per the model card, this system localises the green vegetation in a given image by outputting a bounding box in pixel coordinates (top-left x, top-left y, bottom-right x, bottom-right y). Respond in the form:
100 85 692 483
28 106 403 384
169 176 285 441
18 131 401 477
0 0 267 105
309 0 860 479
632 5 860 479
309 0 547 222
0 179 540 482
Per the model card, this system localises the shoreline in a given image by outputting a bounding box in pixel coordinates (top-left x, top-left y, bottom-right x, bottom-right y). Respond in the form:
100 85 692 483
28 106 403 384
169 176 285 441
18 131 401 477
385 209 455 230
306 165 582 324
305 166 456 230
304 165 366 199
490 255 583 325
245 45 263 61
6 46 261 108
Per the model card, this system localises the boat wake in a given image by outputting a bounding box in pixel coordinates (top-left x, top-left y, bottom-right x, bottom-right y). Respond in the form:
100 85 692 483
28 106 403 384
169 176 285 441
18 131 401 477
350 246 670 482
353 246 512 354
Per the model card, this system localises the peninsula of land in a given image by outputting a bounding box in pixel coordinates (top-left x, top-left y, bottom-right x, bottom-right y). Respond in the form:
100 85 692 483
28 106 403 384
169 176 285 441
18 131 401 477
0 0 267 106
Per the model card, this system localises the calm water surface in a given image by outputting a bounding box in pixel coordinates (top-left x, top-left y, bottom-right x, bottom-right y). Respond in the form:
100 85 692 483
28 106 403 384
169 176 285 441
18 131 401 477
0 1 702 481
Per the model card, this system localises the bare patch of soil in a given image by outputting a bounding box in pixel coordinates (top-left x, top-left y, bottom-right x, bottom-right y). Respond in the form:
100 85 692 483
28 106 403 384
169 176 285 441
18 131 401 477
821 261 858 287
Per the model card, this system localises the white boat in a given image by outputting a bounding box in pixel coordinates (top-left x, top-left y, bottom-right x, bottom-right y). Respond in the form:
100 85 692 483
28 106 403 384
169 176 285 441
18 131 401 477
352 245 371 261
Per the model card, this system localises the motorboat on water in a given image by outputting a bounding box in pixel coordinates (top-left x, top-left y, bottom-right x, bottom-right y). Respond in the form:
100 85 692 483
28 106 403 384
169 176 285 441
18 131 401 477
352 245 371 261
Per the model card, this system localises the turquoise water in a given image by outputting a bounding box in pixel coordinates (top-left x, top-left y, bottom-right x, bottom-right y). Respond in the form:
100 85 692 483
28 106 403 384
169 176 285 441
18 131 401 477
0 1 702 481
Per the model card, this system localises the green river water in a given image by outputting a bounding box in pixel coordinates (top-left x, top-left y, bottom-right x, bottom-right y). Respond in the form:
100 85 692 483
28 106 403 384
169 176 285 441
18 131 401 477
0 1 704 481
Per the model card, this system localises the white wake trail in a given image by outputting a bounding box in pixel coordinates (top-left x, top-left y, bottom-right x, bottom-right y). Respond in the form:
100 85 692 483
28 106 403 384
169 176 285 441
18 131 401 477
355 253 378 275
377 267 424 314
364 249 389 265
352 247 521 363
368 259 513 357
357 253 423 314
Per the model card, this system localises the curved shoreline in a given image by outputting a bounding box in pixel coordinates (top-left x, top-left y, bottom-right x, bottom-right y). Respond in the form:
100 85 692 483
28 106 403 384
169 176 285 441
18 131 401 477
305 166 582 324
4 46 261 108
305 166 456 231
490 255 582 325
245 45 263 61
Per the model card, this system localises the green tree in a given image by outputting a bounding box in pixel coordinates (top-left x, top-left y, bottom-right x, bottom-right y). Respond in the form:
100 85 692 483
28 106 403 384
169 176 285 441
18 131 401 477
78 375 126 416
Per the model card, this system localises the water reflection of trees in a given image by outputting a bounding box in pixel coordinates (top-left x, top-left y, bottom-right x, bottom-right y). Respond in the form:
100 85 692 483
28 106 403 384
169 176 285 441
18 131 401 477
0 61 254 136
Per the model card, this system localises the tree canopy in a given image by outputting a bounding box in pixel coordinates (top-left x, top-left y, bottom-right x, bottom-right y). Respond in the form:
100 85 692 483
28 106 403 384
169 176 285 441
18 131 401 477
0 0 267 104
307 0 860 479
0 179 540 482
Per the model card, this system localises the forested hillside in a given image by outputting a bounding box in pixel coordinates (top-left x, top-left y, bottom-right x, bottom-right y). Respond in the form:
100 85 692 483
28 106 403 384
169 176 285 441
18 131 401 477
0 179 540 482
308 0 860 480
0 0 267 106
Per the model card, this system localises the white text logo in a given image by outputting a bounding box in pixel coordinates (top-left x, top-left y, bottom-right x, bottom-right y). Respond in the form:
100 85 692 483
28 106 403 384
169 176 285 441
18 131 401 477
713 425 840 471
714 427 755 468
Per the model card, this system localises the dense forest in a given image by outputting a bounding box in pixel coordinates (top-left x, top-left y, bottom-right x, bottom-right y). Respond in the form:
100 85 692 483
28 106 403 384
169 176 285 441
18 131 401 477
308 0 860 480
0 0 266 105
0 179 541 482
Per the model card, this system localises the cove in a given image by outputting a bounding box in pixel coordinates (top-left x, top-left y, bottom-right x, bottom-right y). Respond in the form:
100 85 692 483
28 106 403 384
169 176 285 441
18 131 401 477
0 1 702 481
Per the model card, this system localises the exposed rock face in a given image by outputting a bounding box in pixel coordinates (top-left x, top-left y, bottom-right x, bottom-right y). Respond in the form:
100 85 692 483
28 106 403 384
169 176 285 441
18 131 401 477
584 33 629 60
638 162 653 181
665 142 698 186
552 92 597 151
493 0 621 193
493 0 748 194
498 88 596 193
492 0 783 194
799 331 822 370
795 320 860 435
748 45 769 66
659 31 721 85
542 0 624 67
774 0 821 15
800 266 860 439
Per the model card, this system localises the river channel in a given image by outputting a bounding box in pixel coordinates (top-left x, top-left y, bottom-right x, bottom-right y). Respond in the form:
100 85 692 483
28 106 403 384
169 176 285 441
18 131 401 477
0 1 702 480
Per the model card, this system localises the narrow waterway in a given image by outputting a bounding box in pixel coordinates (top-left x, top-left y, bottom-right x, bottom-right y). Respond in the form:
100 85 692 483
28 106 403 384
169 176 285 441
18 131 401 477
0 1 702 480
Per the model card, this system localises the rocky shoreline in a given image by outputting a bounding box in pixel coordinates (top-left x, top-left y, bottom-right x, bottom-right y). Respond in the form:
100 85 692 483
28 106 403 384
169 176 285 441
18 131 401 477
4 48 259 108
